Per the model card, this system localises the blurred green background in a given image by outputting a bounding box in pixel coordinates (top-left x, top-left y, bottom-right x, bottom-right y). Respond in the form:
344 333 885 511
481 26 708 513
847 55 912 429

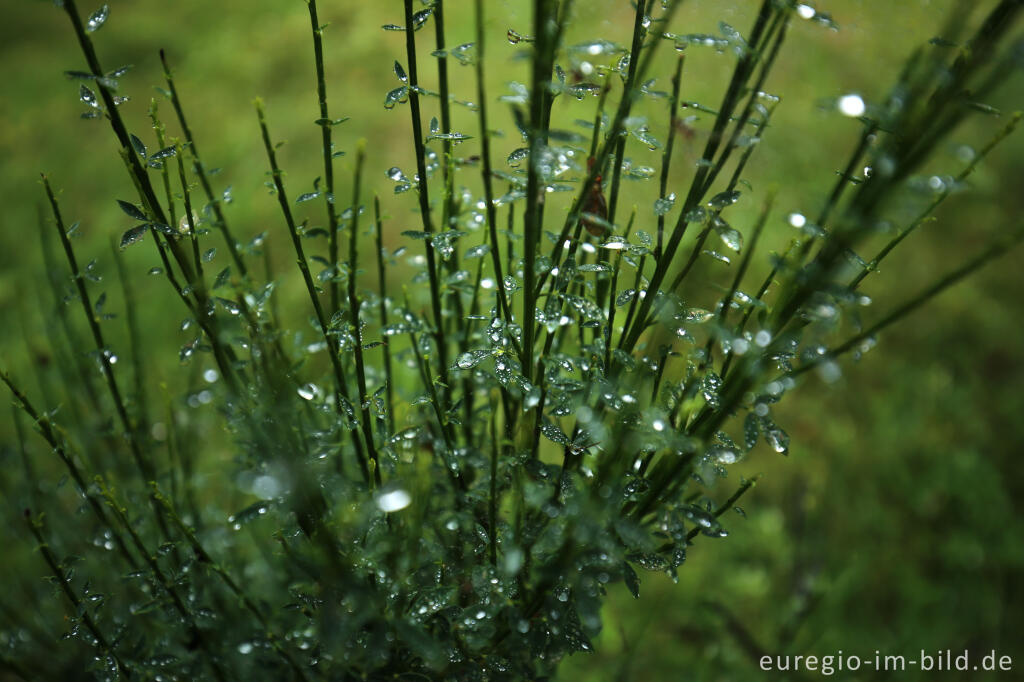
2 1 1022 680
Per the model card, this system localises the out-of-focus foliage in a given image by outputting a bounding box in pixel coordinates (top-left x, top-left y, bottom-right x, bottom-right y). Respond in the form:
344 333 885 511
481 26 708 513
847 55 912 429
1 1 1022 680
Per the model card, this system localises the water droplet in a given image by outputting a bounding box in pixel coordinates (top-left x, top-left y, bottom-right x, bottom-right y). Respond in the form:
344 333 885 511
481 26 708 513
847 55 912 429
654 194 676 216
297 383 321 401
795 3 815 19
702 250 731 264
503 548 524 576
237 642 253 655
453 348 490 370
376 488 412 513
837 93 865 117
252 475 281 499
816 360 842 384
708 190 740 210
685 308 714 323
787 212 807 228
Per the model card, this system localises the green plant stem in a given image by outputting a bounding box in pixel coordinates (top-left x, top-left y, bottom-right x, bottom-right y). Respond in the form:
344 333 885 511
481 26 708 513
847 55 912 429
255 100 370 485
684 475 760 542
792 227 1024 379
159 49 247 278
534 0 679 300
374 196 396 436
473 0 521 361
604 210 637 373
348 141 383 486
153 488 312 681
521 0 562 377
402 0 451 403
618 0 779 353
306 0 342 315
433 0 455 233
722 120 877 380
407 327 465 496
656 55 686 262
42 178 166 497
489 402 500 567
1 371 139 571
664 19 785 297
62 0 242 395
148 100 178 230
99 483 228 682
850 112 1021 290
12 407 43 523
707 193 774 365
62 1 195 285
38 213 103 415
24 513 133 679
176 150 206 287
112 245 149 440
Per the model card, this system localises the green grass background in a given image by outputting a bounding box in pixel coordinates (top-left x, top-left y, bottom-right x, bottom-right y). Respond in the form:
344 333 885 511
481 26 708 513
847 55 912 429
2 1 1022 680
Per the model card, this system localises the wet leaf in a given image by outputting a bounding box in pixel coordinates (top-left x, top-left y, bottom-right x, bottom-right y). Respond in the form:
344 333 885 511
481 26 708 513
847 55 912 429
540 421 570 446
149 146 177 161
384 86 409 110
80 84 99 108
743 412 760 451
654 194 675 216
507 147 529 166
713 217 743 252
708 190 740 209
119 225 148 248
129 134 146 159
412 8 432 30
623 562 640 599
453 350 491 370
213 267 231 290
116 200 147 221
464 244 490 259
86 4 109 33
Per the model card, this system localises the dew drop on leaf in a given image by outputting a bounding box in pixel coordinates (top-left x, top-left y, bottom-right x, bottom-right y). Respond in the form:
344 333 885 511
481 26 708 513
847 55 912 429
86 4 109 33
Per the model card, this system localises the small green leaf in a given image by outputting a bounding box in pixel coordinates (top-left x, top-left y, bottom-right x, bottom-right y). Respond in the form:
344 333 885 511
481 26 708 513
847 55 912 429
149 146 177 161
464 244 490 259
120 224 148 248
616 289 637 306
117 200 147 221
129 134 147 159
623 562 640 599
384 86 409 110
213 267 231 290
86 5 109 33
80 85 98 108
